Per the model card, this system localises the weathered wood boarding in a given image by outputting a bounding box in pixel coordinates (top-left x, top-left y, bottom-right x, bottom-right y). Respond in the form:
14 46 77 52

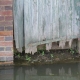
13 0 24 52
13 0 80 53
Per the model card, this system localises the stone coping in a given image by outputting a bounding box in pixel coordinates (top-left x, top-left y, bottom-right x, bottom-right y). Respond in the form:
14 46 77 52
0 61 14 66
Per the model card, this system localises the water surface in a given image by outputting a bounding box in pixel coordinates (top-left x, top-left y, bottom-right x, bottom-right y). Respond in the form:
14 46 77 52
0 62 80 80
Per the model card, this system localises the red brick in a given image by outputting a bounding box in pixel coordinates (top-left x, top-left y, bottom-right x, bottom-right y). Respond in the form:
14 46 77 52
0 37 5 41
0 0 12 6
5 26 13 31
5 16 13 21
0 31 13 36
0 21 13 26
5 47 12 51
0 52 13 56
0 16 4 21
0 0 13 61
0 41 13 46
5 6 12 10
0 11 12 16
5 36 13 41
0 47 4 51
0 26 4 31
0 6 4 11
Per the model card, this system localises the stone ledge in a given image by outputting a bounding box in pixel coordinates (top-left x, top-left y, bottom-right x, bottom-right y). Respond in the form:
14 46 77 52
0 61 13 66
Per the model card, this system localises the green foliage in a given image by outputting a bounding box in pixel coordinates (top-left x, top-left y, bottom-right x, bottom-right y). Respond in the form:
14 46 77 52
26 55 31 61
70 48 75 55
51 54 54 58
75 49 78 53
14 50 17 55
41 51 45 56
17 54 20 58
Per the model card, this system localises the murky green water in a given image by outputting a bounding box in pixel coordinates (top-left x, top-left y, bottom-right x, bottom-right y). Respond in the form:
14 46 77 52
0 62 80 80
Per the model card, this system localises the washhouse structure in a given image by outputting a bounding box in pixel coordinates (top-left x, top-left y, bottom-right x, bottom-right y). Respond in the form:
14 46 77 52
0 0 80 62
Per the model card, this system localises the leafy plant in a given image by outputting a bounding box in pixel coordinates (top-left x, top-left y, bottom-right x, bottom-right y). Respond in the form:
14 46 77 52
51 54 54 58
75 49 78 53
70 48 75 55
17 54 20 58
41 51 45 56
26 55 31 61
14 50 17 55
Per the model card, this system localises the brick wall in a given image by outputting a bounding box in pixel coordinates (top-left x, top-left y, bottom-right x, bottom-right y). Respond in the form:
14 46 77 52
0 0 13 61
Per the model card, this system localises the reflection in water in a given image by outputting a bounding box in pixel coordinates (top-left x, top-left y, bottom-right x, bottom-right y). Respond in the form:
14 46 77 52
0 66 13 80
46 68 52 75
0 63 80 80
59 67 72 76
25 67 37 76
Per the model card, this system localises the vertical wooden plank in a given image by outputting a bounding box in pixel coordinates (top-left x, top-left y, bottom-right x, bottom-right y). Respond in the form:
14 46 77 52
62 0 72 48
52 0 59 40
42 0 46 40
76 0 80 38
13 0 24 49
30 0 39 54
31 0 39 42
72 0 79 37
45 0 53 50
52 0 55 39
66 0 72 39
76 0 80 37
77 0 80 37
24 0 37 53
24 0 28 51
24 0 32 47
44 0 53 40
58 0 68 48
38 0 45 41
58 0 67 40
24 0 32 53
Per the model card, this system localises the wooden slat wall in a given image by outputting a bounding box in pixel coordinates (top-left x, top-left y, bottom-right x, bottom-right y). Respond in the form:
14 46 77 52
13 0 24 49
14 0 80 53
